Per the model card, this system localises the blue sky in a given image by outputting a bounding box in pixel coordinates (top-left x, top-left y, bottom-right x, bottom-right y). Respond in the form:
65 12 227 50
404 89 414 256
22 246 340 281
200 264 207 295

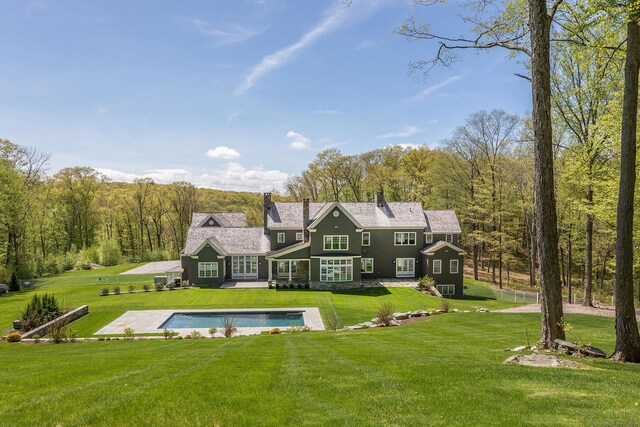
0 0 531 192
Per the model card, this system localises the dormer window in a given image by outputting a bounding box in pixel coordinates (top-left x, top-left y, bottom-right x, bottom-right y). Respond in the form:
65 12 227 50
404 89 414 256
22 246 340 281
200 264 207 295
446 234 453 243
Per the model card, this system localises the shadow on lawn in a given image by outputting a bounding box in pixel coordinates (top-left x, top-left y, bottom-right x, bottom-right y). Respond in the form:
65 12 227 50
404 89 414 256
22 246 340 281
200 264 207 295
330 287 392 297
450 294 497 301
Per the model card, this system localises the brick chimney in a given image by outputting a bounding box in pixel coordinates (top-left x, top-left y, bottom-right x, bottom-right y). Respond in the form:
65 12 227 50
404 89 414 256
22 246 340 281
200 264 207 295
375 191 385 207
263 192 271 235
303 199 310 242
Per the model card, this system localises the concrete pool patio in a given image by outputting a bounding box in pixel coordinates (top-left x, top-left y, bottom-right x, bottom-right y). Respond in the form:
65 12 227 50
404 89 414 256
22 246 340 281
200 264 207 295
95 308 325 337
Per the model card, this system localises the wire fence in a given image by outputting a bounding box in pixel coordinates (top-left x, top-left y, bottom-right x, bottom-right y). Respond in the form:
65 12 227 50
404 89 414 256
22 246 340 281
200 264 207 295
95 275 154 286
487 288 540 304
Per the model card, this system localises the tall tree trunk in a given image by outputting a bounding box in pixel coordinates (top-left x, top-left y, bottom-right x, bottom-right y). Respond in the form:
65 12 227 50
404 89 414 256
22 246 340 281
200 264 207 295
567 234 572 304
612 13 640 362
529 219 537 288
529 0 565 348
583 186 594 306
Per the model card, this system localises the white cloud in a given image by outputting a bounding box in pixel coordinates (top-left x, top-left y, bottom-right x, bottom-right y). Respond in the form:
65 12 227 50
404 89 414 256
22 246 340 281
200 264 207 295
376 126 420 139
182 18 264 46
287 131 311 150
414 76 462 100
236 0 389 94
206 146 241 159
96 164 288 192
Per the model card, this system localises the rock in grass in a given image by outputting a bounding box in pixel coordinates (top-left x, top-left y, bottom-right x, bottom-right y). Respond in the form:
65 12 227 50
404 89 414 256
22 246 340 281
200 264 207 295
553 339 578 354
393 312 410 320
580 345 606 358
476 308 489 313
511 345 527 352
504 354 584 369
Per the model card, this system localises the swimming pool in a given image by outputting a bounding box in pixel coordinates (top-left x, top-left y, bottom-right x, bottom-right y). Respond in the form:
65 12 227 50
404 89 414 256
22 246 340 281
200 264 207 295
160 311 305 329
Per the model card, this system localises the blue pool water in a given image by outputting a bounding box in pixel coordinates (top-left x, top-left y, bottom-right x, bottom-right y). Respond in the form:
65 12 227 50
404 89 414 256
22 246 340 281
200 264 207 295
160 311 305 329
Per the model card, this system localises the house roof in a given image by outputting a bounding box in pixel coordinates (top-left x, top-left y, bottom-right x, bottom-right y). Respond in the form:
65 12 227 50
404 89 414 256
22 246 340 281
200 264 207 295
266 241 310 258
190 212 248 228
421 241 467 255
307 202 363 230
182 227 270 256
424 210 462 233
267 201 432 229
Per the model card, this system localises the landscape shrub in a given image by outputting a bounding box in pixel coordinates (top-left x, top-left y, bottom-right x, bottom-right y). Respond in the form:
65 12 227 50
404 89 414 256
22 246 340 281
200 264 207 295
33 333 41 343
163 329 177 340
297 284 302 289
100 287 109 296
300 325 312 332
128 285 135 293
222 317 238 338
325 311 342 331
100 239 122 266
167 281 176 290
191 330 202 339
67 328 78 342
208 327 217 337
9 272 20 292
439 299 450 313
49 319 69 344
275 283 280 289
304 283 310 289
113 285 121 295
374 301 396 326
418 276 436 290
123 328 135 339
5 332 21 342
143 284 150 292
155 283 165 291
268 283 274 289
269 328 281 335
98 337 105 341
0 283 8 295
20 293 63 331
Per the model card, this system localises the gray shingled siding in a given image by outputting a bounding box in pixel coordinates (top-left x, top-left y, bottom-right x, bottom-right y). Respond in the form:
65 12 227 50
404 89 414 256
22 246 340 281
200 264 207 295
423 246 464 296
269 229 303 251
310 207 362 256
182 245 225 287
309 206 362 283
361 229 425 278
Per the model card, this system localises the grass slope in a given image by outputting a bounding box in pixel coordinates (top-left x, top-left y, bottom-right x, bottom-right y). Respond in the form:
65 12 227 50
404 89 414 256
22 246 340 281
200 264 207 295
1 314 638 426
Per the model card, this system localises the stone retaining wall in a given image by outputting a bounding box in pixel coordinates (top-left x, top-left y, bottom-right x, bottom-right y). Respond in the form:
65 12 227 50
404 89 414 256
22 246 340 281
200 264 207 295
21 305 89 339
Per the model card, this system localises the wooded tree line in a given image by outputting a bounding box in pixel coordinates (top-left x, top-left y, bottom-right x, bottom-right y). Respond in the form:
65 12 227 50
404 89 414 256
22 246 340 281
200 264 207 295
0 140 263 282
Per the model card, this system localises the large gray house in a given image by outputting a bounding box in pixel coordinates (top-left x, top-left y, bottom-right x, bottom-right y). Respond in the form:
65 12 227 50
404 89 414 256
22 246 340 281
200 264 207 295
180 192 466 295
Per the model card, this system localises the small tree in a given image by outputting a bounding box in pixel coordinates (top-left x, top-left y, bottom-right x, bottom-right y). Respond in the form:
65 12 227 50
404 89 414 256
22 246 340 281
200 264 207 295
325 311 342 331
374 301 396 326
8 272 19 292
222 317 238 338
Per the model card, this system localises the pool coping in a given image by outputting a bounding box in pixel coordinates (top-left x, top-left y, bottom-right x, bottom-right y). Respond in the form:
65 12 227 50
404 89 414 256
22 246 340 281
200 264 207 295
94 308 325 336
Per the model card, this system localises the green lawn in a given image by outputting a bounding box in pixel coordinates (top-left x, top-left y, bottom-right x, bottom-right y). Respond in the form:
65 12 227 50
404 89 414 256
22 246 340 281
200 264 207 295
2 268 638 426
1 313 638 426
0 267 522 337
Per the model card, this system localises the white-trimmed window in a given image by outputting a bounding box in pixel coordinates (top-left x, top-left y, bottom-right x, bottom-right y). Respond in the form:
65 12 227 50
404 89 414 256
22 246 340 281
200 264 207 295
362 232 370 246
324 235 348 251
396 258 415 277
450 259 459 274
277 232 285 243
437 284 455 296
446 234 453 243
277 261 298 276
425 233 433 244
296 232 303 241
394 232 416 246
198 262 218 278
361 258 374 273
320 258 353 282
433 259 442 275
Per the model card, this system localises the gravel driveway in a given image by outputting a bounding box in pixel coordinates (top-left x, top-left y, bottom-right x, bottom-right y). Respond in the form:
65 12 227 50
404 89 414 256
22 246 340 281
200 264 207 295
496 303 640 319
120 261 181 275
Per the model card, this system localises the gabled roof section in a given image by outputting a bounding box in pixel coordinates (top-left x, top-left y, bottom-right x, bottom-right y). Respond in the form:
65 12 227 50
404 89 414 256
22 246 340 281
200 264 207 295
307 202 363 230
424 210 462 233
267 201 428 229
266 241 310 259
190 212 248 228
421 241 466 256
182 227 270 256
